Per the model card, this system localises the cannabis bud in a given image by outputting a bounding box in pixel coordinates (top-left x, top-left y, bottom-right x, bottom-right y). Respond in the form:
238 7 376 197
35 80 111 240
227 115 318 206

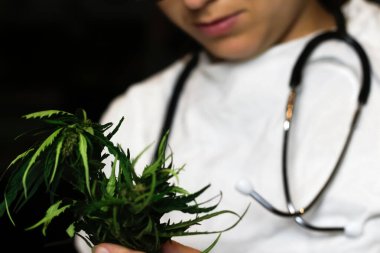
0 109 247 253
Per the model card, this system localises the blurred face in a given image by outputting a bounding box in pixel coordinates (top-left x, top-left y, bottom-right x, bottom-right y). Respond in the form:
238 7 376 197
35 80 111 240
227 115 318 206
158 0 334 61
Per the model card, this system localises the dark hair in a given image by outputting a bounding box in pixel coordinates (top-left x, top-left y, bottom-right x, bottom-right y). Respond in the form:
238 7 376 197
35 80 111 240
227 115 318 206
318 0 350 31
319 0 350 12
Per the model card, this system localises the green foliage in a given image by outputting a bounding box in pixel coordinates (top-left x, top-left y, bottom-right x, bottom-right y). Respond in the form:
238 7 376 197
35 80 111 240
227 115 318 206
25 200 72 236
0 109 248 253
22 110 73 119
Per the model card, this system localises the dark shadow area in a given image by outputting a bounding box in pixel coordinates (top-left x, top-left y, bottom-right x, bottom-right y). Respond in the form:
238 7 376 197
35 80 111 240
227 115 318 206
0 0 195 252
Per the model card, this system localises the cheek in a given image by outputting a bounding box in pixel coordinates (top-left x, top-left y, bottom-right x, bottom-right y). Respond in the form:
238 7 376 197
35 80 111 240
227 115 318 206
157 2 186 30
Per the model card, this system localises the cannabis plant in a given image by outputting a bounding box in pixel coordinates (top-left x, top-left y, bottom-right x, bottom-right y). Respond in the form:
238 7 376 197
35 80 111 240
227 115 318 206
0 109 247 253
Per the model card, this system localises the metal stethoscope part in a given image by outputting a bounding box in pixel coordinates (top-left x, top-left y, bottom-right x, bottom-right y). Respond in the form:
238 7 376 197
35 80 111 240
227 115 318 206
235 14 371 236
154 3 372 236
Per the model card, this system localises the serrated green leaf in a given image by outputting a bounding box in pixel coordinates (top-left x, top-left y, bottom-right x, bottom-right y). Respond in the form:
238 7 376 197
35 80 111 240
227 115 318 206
25 200 71 236
178 185 211 204
4 194 16 226
136 217 153 239
78 133 91 197
15 168 45 213
163 209 243 232
66 223 75 238
81 199 131 213
41 119 68 126
84 126 94 135
201 233 221 253
22 128 63 197
106 116 124 140
134 172 157 213
6 148 34 169
3 109 248 252
133 142 154 171
157 131 169 157
22 110 72 119
171 186 189 195
49 138 63 184
106 155 117 197
0 162 29 217
79 109 87 121
118 153 134 190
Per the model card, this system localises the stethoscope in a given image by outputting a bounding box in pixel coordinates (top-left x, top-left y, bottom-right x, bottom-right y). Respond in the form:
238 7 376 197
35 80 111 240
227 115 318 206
153 4 372 237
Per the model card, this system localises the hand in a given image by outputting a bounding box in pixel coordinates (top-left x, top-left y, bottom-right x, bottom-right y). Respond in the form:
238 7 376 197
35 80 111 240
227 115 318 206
93 241 200 253
161 240 200 253
92 243 143 253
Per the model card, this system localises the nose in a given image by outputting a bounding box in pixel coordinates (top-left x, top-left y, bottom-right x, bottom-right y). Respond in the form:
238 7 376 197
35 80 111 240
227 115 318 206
183 0 214 10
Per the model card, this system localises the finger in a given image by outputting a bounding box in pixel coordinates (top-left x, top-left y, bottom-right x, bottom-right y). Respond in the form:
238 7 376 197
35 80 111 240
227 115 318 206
93 243 145 253
161 240 200 253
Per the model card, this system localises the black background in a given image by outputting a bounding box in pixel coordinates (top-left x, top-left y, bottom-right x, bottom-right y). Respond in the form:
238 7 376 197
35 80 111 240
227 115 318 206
0 0 191 252
0 0 379 252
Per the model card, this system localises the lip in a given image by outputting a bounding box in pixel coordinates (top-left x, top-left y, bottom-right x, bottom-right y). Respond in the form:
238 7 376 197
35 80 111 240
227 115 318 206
195 11 243 38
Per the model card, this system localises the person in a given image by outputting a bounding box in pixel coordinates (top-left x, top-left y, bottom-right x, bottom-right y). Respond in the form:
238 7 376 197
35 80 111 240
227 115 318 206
76 0 380 252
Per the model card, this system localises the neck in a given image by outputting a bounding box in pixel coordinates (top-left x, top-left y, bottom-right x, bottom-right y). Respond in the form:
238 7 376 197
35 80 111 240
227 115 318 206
279 0 336 44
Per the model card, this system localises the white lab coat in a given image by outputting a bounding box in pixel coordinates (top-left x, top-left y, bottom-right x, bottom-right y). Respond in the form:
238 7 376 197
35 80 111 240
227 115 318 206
77 0 380 252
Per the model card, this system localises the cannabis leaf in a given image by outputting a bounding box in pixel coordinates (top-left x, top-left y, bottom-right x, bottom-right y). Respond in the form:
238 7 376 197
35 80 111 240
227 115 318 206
0 109 248 253
25 200 72 236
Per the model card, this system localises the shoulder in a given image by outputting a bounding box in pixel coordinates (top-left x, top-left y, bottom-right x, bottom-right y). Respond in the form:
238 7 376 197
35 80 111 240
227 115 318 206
99 54 193 160
344 0 380 82
345 0 380 47
100 55 191 125
345 0 380 53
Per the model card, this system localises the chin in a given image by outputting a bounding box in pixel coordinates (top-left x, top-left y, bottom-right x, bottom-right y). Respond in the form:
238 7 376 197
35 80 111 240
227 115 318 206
204 37 264 62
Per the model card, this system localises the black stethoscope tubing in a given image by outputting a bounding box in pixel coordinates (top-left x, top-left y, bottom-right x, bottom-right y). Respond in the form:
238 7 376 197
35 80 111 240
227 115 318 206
154 7 372 234
280 30 371 233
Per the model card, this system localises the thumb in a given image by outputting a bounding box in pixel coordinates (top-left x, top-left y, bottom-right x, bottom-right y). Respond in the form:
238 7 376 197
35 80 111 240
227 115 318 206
93 243 145 253
161 240 200 253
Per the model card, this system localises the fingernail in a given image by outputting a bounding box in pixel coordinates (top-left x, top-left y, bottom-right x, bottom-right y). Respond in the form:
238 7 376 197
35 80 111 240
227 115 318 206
94 246 110 253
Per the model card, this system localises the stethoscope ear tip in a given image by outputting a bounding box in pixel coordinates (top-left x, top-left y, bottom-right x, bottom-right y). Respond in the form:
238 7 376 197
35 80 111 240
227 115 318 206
235 179 254 195
344 221 363 238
